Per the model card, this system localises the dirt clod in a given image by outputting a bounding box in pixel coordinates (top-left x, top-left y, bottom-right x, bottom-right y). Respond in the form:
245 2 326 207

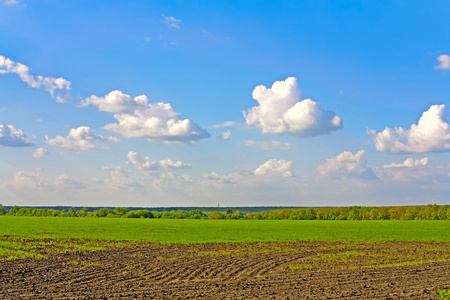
1 241 450 299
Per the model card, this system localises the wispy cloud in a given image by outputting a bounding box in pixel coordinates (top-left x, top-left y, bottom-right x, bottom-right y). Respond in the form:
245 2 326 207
211 121 237 129
0 55 70 100
3 0 20 7
163 15 181 29
243 140 293 151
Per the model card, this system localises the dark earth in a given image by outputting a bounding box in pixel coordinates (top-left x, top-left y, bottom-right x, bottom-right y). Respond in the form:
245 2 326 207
2 241 450 299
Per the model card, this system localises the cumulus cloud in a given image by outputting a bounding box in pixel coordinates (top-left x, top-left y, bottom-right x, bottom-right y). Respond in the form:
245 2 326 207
33 147 48 158
0 122 32 147
202 158 294 187
435 54 450 70
54 174 84 189
152 172 192 189
243 77 343 137
253 159 293 178
383 157 429 168
218 130 231 140
243 140 293 151
84 90 210 144
211 121 237 129
375 158 450 184
96 166 137 188
373 105 450 153
0 55 71 99
45 126 120 151
317 150 377 180
12 170 47 190
81 90 147 113
163 15 181 29
8 169 84 191
126 151 191 171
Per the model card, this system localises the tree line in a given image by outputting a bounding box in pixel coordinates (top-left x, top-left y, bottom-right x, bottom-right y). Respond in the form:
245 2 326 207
1 204 450 220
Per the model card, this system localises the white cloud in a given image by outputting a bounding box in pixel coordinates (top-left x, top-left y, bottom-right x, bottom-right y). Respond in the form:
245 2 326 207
163 15 181 29
46 126 120 151
81 90 147 113
211 121 237 129
202 158 294 187
33 147 48 158
435 54 450 70
317 150 377 180
0 55 71 98
8 169 84 191
126 151 191 171
152 172 192 189
97 166 137 188
243 77 343 137
202 171 238 185
126 151 157 170
54 174 84 189
375 159 450 184
12 170 47 190
159 158 191 170
84 90 210 144
0 122 31 147
243 140 293 151
383 157 429 168
373 105 450 153
218 130 231 140
253 159 293 178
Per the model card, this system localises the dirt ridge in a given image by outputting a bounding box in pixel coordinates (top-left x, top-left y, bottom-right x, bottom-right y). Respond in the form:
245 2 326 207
1 241 450 299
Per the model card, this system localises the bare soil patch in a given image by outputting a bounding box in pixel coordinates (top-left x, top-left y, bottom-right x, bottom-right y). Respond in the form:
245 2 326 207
2 241 450 299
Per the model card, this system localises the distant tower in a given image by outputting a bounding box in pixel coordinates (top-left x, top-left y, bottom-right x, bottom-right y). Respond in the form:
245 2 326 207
218 202 220 207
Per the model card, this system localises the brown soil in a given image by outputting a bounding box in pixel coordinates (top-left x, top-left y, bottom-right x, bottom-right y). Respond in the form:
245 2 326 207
1 241 450 299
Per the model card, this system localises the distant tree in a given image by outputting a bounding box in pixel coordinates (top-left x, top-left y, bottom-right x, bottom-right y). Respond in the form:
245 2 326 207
233 210 244 219
209 211 225 219
68 207 76 217
114 207 129 217
7 205 20 216
188 209 206 219
96 208 109 218
253 213 263 220
77 207 87 217
0 203 5 215
175 209 188 219
161 211 176 219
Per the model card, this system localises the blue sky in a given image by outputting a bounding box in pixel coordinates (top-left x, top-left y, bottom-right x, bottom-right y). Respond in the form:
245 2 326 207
1 0 450 207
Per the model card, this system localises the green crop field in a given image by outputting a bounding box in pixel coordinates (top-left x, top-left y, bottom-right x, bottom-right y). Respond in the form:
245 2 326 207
1 216 450 243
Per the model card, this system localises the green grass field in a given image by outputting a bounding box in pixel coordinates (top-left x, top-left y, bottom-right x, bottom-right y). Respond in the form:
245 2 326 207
1 216 450 243
1 216 450 261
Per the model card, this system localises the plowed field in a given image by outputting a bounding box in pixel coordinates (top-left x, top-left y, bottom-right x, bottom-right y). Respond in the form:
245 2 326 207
2 241 450 299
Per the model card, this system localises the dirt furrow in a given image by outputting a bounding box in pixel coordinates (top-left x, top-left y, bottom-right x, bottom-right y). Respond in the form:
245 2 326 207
2 241 450 299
